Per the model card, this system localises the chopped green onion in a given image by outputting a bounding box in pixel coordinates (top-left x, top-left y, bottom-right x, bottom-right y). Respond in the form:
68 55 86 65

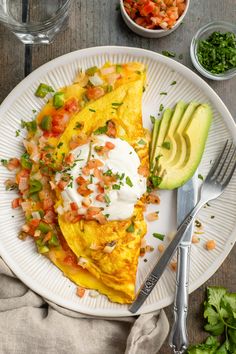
150 115 156 124
160 92 167 96
112 102 123 107
170 81 177 86
112 184 121 190
89 108 96 112
149 175 162 188
159 104 164 112
104 194 111 204
94 124 108 135
153 233 165 241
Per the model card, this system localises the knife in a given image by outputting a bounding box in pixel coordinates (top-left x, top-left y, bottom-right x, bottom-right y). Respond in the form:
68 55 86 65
129 177 197 314
169 176 197 353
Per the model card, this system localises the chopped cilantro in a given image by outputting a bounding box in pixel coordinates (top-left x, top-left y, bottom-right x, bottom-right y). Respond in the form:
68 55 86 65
112 102 123 107
149 175 162 188
15 129 20 137
74 122 83 130
153 233 165 241
105 213 110 218
162 50 176 58
126 223 135 233
160 92 167 96
125 176 133 187
1 159 8 167
89 108 96 112
112 184 121 190
21 119 37 132
103 169 112 176
162 141 171 150
171 81 177 86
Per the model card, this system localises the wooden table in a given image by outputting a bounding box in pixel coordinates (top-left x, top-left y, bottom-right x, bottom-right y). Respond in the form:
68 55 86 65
0 1 235 352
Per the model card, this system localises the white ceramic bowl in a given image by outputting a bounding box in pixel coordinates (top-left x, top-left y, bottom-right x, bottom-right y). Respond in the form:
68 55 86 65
120 0 190 38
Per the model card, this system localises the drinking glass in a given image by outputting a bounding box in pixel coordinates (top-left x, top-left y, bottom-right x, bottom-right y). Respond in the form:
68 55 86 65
0 0 72 44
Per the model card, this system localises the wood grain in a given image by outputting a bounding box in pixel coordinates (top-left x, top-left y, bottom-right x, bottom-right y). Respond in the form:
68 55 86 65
0 24 25 103
0 0 236 352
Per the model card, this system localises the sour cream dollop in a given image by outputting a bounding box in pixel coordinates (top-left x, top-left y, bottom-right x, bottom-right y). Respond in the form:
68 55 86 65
59 135 146 221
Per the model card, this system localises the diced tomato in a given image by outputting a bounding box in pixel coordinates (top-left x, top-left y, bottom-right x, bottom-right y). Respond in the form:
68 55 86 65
86 159 104 169
86 87 105 100
64 97 79 113
93 212 107 225
146 192 160 204
140 1 155 16
16 169 30 184
76 176 87 185
82 166 90 176
63 211 83 223
43 197 54 211
70 202 78 211
63 254 78 266
138 165 149 177
77 184 93 197
7 158 20 171
105 141 115 150
96 194 105 202
106 121 116 138
57 180 69 190
29 218 40 228
44 210 56 224
12 198 22 209
65 153 74 165
86 207 102 218
76 286 86 298
96 183 104 194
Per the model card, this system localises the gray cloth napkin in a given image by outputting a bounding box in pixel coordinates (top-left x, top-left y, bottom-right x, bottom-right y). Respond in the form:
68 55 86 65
0 258 169 354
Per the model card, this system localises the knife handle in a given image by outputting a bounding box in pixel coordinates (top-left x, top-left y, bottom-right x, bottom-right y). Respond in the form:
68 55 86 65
169 244 190 354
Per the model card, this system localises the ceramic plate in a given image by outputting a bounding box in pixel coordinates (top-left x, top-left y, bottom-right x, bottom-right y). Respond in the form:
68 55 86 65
0 46 236 317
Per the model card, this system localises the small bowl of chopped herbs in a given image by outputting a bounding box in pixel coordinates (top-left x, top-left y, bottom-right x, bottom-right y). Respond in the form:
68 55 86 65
190 21 236 80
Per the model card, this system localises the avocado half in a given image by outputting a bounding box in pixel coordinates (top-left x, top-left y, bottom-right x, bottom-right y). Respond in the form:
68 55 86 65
150 101 212 190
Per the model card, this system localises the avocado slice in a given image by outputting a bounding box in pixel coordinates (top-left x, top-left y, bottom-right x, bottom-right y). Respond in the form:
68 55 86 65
155 103 212 189
151 108 173 173
160 100 188 166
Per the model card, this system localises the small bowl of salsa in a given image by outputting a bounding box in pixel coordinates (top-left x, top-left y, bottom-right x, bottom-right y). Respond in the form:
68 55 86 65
120 0 190 38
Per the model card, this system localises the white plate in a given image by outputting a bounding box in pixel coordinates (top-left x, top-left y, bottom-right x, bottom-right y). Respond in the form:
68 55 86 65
0 46 236 317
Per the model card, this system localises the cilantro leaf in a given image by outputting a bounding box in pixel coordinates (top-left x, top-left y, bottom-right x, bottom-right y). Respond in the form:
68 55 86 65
204 304 220 326
207 287 227 311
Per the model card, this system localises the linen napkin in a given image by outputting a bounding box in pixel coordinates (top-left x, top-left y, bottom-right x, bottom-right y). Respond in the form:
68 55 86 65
0 258 169 354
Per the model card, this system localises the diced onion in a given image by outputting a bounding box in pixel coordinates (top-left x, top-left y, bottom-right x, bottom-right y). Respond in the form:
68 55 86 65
22 224 30 232
89 290 99 298
34 230 41 237
100 66 116 75
21 201 31 212
89 74 104 87
77 257 88 268
18 177 28 192
31 211 41 220
56 205 65 215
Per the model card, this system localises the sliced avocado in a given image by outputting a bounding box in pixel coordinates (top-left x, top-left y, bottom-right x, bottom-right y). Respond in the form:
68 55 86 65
159 100 187 165
151 108 173 172
157 103 212 189
150 118 160 167
171 102 200 168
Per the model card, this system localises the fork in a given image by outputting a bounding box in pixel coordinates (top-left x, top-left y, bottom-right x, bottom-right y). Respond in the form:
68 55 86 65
129 140 236 316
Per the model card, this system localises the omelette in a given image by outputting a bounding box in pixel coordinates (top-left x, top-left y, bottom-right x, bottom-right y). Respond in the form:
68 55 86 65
12 62 151 304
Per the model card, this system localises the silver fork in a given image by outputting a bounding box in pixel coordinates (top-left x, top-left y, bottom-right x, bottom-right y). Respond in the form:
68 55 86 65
129 140 236 316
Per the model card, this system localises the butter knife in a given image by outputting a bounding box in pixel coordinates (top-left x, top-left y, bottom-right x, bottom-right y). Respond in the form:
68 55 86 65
169 177 197 354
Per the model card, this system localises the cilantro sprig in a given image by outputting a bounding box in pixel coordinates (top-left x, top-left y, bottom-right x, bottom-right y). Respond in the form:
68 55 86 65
187 286 236 354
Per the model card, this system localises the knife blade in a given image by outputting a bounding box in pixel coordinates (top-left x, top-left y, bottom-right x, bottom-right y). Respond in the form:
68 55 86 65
169 176 197 353
129 177 197 314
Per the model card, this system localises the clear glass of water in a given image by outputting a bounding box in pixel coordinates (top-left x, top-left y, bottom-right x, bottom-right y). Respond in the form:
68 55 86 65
0 0 72 44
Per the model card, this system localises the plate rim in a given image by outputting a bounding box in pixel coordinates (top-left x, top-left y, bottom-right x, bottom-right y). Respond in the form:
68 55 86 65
0 45 236 317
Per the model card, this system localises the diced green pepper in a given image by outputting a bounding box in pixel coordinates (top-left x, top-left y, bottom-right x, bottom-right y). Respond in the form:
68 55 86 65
35 83 54 98
20 152 32 170
85 66 98 76
30 192 40 202
53 92 65 109
29 179 42 195
40 115 52 131
37 221 51 234
48 234 59 247
36 239 49 254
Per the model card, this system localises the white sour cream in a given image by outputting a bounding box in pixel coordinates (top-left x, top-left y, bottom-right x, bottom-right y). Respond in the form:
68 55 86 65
60 135 146 221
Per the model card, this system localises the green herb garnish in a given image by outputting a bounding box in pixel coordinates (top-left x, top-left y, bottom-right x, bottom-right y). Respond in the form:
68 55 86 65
159 104 164 112
126 223 135 233
197 31 236 74
112 102 123 107
150 115 156 124
160 92 167 96
112 184 121 190
74 122 83 130
162 50 176 58
94 124 108 135
21 120 37 133
198 173 204 180
171 81 177 86
15 129 20 137
1 159 8 167
57 142 63 149
187 287 236 354
138 139 146 145
125 176 133 187
85 66 98 76
89 108 96 112
104 194 111 204
153 233 165 241
35 83 54 98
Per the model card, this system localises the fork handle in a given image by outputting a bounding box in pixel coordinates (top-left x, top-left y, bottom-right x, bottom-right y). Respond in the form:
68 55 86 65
169 244 190 354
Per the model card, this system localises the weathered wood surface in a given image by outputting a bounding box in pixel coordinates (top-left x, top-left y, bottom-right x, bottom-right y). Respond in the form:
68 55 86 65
0 0 235 352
